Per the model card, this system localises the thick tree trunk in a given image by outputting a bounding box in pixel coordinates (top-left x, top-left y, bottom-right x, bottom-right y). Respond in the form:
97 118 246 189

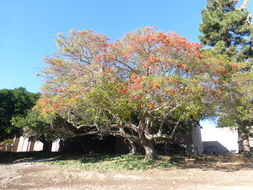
11 137 20 152
128 140 137 155
42 141 52 153
58 140 65 152
242 137 251 156
141 138 158 160
29 140 36 152
238 127 252 157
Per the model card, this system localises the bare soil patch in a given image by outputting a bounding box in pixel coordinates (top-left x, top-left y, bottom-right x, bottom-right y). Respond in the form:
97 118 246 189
0 154 253 190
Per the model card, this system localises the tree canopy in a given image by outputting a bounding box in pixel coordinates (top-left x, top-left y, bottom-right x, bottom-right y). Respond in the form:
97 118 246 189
199 0 253 62
199 0 253 155
0 88 38 141
33 27 238 159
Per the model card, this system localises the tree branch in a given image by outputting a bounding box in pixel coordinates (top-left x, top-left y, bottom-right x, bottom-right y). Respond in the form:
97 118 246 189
115 58 138 74
236 0 249 10
66 111 85 129
169 119 181 139
246 14 252 24
110 123 139 132
73 130 100 137
108 131 140 143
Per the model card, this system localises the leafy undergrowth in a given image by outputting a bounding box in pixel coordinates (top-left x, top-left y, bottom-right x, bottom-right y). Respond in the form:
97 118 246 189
2 152 251 171
48 154 177 171
0 139 13 145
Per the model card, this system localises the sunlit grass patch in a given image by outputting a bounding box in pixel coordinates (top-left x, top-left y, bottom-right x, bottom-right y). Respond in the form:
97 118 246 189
49 154 177 171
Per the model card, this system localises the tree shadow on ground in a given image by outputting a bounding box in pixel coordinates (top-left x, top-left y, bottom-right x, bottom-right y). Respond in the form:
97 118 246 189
172 154 253 172
0 152 125 164
1 152 253 172
0 151 71 164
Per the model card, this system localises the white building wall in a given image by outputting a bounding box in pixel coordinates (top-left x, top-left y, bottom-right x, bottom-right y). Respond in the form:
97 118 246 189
17 136 28 152
33 141 43 151
16 136 25 152
15 136 59 152
22 138 29 152
201 128 239 154
249 138 253 147
16 137 31 152
51 139 60 152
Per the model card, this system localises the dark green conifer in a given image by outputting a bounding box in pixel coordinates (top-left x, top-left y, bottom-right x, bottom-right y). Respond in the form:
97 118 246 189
199 0 253 156
199 0 253 62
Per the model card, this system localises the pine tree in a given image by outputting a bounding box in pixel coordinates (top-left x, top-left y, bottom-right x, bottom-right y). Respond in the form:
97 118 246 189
199 0 253 156
199 0 253 62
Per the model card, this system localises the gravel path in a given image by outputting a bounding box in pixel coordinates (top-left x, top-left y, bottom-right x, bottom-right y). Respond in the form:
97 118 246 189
1 162 253 190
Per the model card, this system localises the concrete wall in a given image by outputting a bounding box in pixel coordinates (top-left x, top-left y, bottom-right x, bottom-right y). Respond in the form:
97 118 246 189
33 141 44 151
17 136 29 152
51 139 60 152
201 128 239 154
14 136 58 152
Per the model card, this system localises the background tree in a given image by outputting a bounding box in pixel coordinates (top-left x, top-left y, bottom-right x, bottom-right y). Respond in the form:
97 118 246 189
35 28 231 159
217 62 253 155
199 0 253 62
0 88 38 141
11 111 76 152
199 0 253 155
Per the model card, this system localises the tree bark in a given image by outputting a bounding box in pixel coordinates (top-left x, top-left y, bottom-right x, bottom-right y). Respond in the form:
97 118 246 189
236 0 249 10
238 127 252 157
140 138 158 159
128 140 137 155
29 140 36 152
42 141 52 153
11 137 20 152
242 136 251 155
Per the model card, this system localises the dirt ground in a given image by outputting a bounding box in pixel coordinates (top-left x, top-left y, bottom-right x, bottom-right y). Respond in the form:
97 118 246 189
1 155 253 190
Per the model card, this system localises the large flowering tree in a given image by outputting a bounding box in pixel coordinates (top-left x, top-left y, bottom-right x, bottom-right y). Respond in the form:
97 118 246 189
35 27 230 159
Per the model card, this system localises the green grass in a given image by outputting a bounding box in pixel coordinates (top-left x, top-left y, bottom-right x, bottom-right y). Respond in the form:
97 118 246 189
48 154 177 171
0 139 13 145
